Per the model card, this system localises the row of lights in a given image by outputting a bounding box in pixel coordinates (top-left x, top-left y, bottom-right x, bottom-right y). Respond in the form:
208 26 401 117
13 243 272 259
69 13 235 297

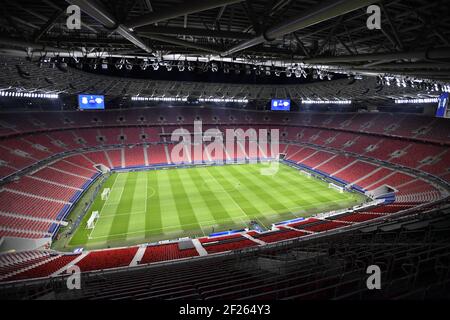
380 76 450 92
131 96 351 105
394 98 439 104
131 97 187 102
131 96 248 103
199 98 249 103
302 100 352 105
73 57 336 80
440 85 450 92
0 91 58 99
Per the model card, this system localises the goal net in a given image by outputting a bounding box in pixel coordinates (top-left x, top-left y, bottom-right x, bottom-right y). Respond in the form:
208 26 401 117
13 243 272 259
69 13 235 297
329 183 345 193
101 188 110 200
86 211 99 229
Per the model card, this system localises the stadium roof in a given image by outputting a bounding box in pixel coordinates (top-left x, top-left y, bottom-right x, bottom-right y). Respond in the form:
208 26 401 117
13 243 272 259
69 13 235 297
0 0 449 82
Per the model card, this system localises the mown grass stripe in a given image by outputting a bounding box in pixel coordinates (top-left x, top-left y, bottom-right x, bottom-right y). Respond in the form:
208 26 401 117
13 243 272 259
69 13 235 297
125 171 148 240
106 172 134 243
156 169 182 230
145 171 162 237
168 169 202 232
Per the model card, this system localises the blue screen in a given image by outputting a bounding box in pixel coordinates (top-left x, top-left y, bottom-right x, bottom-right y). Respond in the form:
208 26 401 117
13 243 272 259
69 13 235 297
436 93 449 118
78 94 105 110
271 99 290 111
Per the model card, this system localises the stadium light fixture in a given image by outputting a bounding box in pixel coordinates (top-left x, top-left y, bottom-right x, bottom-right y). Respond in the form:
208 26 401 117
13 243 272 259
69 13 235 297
318 71 324 80
302 99 352 105
394 98 439 104
131 96 187 102
435 83 441 92
177 61 185 72
187 61 195 72
151 60 159 71
115 59 124 70
101 59 109 70
140 59 149 70
125 60 133 70
286 68 292 77
199 98 248 103
0 91 58 99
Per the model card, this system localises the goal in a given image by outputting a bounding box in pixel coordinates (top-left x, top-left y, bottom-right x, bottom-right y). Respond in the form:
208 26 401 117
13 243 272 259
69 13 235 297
101 188 110 200
300 170 312 178
329 183 345 193
86 211 99 229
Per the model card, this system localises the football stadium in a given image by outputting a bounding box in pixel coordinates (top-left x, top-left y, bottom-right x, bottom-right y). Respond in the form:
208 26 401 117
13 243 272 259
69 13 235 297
0 0 449 306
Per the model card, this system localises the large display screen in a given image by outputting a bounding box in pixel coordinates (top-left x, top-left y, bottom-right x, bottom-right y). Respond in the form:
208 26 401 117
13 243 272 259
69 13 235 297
78 94 105 110
271 99 290 111
436 93 449 118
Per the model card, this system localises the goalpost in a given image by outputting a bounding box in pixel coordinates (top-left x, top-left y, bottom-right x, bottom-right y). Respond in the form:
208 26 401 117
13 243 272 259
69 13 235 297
86 211 99 229
101 188 110 200
329 183 345 193
300 170 312 179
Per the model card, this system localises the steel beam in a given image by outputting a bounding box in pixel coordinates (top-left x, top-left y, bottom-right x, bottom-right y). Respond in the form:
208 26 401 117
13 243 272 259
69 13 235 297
66 0 152 53
350 68 450 79
33 9 66 41
0 36 63 52
221 0 379 56
301 47 450 64
128 0 246 29
138 26 254 40
363 62 450 70
140 34 221 54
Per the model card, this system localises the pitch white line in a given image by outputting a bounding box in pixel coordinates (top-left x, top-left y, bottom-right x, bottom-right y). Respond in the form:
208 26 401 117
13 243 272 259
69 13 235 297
86 176 121 239
89 214 254 240
87 165 362 241
88 195 351 240
88 173 125 239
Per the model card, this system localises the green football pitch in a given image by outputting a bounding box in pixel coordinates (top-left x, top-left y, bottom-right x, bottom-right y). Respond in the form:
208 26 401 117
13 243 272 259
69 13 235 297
65 163 366 250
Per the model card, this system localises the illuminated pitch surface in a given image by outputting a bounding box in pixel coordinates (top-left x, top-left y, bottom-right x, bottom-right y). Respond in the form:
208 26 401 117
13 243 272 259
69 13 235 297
68 163 365 249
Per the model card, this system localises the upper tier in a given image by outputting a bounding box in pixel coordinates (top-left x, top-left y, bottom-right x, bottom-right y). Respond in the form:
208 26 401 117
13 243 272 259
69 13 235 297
0 107 449 145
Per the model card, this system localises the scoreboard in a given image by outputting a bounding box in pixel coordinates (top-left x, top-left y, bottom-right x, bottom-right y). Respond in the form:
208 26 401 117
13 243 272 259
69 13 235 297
436 93 449 118
78 94 105 110
271 99 291 111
